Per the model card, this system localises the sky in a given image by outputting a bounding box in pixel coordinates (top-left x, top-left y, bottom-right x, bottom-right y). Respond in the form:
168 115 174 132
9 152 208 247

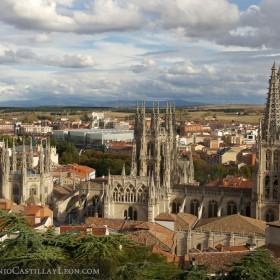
0 0 279 106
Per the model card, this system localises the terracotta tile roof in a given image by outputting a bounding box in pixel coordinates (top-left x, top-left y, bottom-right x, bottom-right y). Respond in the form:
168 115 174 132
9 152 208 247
154 212 197 230
22 205 43 215
59 225 107 236
215 244 250 252
127 222 176 252
53 185 74 199
84 217 143 231
152 246 180 265
205 176 253 188
10 205 26 213
155 212 177 221
185 251 247 273
175 213 197 230
53 164 95 179
194 214 266 236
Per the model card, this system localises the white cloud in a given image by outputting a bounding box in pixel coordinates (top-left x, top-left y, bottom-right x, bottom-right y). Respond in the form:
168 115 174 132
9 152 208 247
219 0 280 48
130 58 157 73
0 45 95 68
0 0 143 34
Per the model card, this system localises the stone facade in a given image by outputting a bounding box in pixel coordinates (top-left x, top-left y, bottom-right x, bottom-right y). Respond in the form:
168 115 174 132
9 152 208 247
0 139 54 205
104 102 195 222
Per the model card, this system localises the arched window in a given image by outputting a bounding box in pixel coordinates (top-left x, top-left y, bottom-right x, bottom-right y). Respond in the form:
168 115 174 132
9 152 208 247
227 201 237 215
265 176 270 198
29 186 37 196
125 188 130 202
274 150 279 171
137 188 143 202
266 210 275 222
245 203 251 217
119 188 124 202
172 201 181 214
273 176 278 199
266 150 271 170
127 206 137 220
13 185 19 196
266 150 271 161
190 200 199 216
208 200 218 218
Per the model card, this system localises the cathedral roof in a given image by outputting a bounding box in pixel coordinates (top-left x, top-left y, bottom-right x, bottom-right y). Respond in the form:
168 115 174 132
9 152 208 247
155 212 177 221
128 222 176 252
185 251 247 274
84 216 144 231
194 214 266 236
176 213 197 229
154 212 197 230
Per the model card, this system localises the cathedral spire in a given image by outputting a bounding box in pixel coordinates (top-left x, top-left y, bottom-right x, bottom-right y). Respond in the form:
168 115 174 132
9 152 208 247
21 138 27 175
39 139 44 174
262 63 280 142
28 137 33 169
12 138 17 172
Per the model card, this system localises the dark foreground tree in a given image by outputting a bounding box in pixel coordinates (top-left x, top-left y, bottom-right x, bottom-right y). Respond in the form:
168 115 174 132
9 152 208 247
0 210 180 280
225 249 280 280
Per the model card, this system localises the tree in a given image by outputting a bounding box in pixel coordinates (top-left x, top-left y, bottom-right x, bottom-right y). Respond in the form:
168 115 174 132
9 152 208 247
0 211 182 280
225 249 280 280
210 164 228 180
80 112 90 122
239 165 253 178
56 142 79 164
172 264 210 280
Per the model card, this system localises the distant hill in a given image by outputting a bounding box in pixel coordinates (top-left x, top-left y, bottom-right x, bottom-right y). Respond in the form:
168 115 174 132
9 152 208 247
0 96 207 107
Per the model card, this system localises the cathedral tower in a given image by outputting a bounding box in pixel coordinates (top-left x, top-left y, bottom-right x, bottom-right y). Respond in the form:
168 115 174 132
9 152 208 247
253 63 280 221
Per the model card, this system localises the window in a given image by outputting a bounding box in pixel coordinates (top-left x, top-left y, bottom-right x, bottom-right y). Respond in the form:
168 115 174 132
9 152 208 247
13 185 19 196
245 203 251 217
29 186 37 196
172 201 181 214
126 206 137 220
190 200 199 216
227 201 237 215
265 176 270 199
274 150 279 171
208 200 218 218
273 176 278 199
266 210 275 222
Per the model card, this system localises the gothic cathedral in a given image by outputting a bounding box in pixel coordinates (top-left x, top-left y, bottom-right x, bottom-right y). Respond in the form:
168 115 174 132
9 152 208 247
104 102 195 221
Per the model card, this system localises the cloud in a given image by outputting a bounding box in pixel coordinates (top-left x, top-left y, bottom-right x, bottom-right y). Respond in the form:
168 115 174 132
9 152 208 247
167 61 217 75
130 58 157 73
0 45 15 63
219 0 280 48
0 0 143 34
0 45 95 68
32 34 51 43
135 0 240 37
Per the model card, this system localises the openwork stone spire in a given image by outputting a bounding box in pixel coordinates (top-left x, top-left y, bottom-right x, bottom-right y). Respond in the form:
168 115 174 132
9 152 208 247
262 62 280 142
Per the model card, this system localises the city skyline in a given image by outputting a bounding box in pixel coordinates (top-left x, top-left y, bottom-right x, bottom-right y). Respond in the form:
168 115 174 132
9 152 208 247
0 0 279 106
